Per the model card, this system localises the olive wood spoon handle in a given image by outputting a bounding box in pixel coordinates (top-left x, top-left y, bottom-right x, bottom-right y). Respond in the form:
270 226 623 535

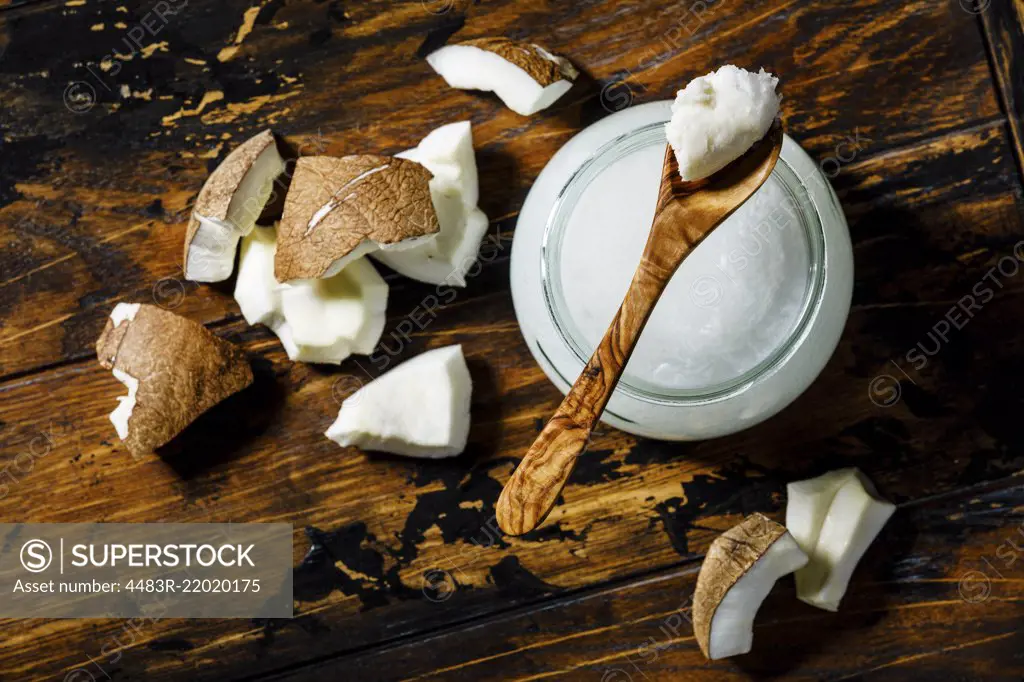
496 124 784 536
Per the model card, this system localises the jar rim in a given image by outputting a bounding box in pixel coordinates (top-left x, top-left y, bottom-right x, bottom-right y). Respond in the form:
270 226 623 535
539 120 830 405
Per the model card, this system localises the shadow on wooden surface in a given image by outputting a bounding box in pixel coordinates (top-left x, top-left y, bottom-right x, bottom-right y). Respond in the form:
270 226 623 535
160 354 287 480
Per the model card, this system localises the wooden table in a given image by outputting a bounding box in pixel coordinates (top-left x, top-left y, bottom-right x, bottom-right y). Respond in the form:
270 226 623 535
2 0 1023 679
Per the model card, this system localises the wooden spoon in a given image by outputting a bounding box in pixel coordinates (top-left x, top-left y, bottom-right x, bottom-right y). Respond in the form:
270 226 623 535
496 122 785 536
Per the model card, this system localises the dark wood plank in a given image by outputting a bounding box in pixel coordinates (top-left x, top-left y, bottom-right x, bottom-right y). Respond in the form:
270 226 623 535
0 0 1003 378
0 122 1022 681
277 483 1024 681
980 0 1024 175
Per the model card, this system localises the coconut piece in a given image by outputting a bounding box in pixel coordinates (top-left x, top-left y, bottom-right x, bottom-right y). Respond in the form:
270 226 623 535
789 470 896 611
373 121 489 286
325 345 472 458
234 225 388 364
184 129 286 282
234 225 285 327
693 513 808 660
278 258 388 363
398 121 479 207
665 65 781 181
274 155 440 281
426 38 577 116
233 225 303 361
785 468 858 596
96 303 253 456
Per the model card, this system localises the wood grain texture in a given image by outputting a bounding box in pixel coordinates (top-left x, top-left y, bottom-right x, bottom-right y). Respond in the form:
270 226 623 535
0 123 1021 679
980 0 1024 174
0 0 1021 680
0 0 1002 378
270 483 1024 681
496 134 782 536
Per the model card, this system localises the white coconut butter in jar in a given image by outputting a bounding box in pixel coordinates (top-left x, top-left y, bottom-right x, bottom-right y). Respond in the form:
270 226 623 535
511 101 854 440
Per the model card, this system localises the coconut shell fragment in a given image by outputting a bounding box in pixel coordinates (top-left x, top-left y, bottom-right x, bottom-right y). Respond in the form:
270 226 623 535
426 38 577 116
460 38 576 87
96 303 253 457
275 155 440 281
183 129 286 282
693 513 788 659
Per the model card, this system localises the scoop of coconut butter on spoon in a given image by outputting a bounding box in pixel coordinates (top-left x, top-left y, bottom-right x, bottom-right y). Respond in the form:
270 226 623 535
497 66 784 536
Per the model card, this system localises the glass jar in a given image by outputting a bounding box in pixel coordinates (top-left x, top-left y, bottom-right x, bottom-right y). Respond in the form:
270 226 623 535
510 101 853 440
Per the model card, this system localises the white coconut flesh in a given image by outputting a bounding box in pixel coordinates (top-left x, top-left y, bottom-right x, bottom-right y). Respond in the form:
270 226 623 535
109 368 139 439
186 143 286 282
106 302 142 439
706 532 808 660
325 344 472 458
785 467 858 595
186 218 245 283
374 121 489 287
426 45 575 116
665 65 781 181
399 120 479 205
792 472 896 611
279 258 388 362
235 225 283 326
234 225 388 365
110 301 141 326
